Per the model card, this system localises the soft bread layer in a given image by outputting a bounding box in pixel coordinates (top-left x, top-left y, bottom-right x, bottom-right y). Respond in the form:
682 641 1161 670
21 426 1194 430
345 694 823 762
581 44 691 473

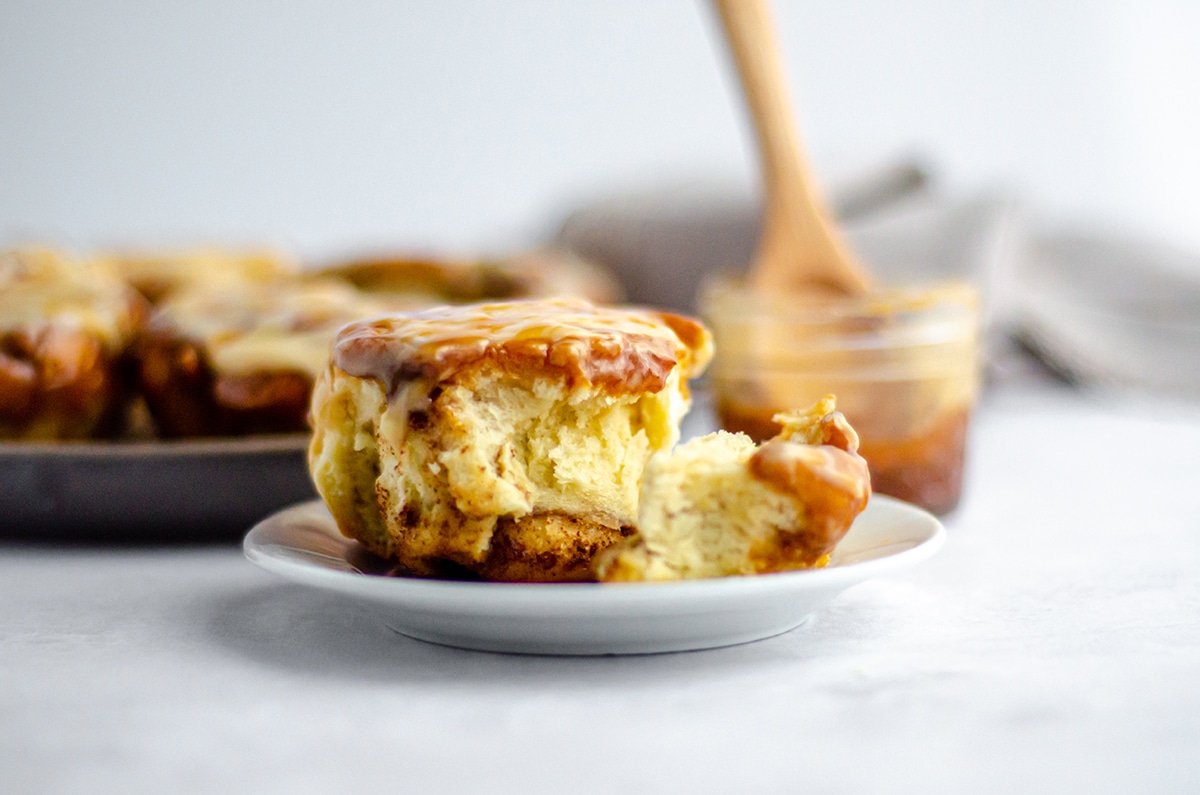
308 369 390 556
595 397 871 581
309 360 690 580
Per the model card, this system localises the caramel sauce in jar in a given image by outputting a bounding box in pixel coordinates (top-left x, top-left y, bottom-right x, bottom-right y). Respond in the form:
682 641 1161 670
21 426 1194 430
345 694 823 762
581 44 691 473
702 277 980 516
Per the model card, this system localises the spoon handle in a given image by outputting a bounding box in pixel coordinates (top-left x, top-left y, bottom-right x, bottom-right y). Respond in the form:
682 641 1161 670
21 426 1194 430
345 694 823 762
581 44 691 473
713 0 871 294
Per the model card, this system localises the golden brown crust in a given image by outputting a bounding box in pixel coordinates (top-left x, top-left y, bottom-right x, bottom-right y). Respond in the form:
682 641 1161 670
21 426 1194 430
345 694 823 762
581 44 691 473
718 398 969 516
134 280 381 437
134 326 312 437
326 428 637 583
0 326 132 439
0 247 145 439
477 514 633 583
332 298 712 399
746 407 871 570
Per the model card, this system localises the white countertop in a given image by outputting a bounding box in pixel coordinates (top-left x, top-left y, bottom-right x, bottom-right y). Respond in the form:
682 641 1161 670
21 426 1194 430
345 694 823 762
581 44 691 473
4 383 1199 794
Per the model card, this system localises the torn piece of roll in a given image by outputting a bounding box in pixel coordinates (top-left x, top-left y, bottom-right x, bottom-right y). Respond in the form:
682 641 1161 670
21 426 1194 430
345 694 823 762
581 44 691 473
595 396 871 581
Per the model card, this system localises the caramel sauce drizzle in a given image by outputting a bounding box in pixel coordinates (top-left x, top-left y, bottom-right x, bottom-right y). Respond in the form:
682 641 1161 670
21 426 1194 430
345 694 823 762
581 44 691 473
332 299 713 399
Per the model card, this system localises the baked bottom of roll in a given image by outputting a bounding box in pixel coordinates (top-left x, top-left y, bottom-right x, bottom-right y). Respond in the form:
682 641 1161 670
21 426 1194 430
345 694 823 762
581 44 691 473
309 362 685 582
479 515 634 582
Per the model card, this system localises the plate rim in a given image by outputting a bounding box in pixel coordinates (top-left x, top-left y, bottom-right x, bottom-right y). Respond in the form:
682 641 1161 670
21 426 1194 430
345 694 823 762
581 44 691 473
243 495 945 606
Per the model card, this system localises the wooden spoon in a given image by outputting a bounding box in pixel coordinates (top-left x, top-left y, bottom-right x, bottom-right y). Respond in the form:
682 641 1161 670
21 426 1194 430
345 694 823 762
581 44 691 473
713 0 872 295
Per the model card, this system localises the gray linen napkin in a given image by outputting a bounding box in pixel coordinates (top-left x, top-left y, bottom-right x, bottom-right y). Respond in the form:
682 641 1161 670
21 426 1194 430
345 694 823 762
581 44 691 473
1012 229 1200 396
555 167 1200 398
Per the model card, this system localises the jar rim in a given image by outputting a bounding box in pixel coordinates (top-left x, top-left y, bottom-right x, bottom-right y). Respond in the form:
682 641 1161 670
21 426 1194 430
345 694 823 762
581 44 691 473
699 273 980 323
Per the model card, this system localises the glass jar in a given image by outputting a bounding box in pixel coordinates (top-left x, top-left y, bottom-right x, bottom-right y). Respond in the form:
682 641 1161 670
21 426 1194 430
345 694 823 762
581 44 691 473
700 276 981 515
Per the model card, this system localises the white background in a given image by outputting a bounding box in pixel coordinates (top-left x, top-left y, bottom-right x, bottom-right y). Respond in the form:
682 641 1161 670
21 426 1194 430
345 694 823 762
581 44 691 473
2 1 1198 261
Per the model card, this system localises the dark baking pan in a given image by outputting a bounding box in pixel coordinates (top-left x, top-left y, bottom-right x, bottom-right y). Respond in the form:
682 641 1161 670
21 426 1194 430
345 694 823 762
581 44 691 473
0 435 316 543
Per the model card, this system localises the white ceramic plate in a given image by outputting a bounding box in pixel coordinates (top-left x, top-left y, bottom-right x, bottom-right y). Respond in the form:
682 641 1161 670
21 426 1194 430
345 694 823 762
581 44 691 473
243 496 944 656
